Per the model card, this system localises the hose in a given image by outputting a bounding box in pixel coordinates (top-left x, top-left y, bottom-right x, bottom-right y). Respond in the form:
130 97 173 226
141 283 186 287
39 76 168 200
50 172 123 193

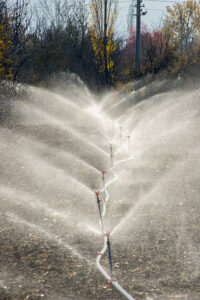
95 151 135 300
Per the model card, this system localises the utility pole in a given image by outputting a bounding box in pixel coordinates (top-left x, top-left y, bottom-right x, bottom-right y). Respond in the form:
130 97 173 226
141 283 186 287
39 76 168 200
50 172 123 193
135 0 147 77
104 0 109 85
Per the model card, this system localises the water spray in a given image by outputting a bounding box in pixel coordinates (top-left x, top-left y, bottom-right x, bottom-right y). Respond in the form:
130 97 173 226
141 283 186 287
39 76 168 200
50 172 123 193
83 111 87 128
111 154 114 168
94 130 136 300
119 126 122 144
127 135 131 154
112 120 114 137
110 143 113 154
101 171 106 200
110 144 113 167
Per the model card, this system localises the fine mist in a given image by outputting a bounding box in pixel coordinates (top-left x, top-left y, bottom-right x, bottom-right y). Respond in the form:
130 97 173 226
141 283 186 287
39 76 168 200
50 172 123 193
0 75 200 300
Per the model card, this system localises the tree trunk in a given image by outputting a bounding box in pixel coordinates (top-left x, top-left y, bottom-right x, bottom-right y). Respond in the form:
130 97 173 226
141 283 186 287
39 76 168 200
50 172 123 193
104 0 109 86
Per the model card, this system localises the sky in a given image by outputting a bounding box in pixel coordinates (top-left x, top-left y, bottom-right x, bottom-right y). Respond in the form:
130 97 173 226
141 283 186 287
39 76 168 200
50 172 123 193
116 0 187 35
25 0 188 36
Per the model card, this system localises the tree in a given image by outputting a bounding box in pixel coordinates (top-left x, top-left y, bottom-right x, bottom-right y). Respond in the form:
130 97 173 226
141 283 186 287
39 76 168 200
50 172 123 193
89 0 117 86
0 1 14 80
123 25 175 79
0 0 31 82
14 0 101 89
10 0 31 57
165 1 200 56
0 24 13 80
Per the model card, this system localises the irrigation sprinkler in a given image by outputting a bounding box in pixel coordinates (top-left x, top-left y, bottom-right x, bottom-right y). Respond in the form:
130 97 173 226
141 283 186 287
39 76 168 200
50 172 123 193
110 143 113 155
119 126 122 144
95 141 136 300
101 171 106 200
110 144 114 167
102 171 106 183
110 154 114 167
95 192 104 229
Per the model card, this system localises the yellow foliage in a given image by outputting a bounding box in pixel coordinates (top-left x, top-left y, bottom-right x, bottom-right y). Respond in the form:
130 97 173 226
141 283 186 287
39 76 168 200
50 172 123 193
162 1 200 73
89 0 117 82
165 1 200 53
0 24 13 80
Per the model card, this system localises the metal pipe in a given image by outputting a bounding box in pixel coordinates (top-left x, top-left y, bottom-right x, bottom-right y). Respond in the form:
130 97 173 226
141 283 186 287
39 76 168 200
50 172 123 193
95 192 104 230
107 236 113 277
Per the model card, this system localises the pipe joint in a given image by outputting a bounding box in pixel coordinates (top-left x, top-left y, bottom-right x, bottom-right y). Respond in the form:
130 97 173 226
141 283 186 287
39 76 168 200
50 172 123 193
103 278 117 289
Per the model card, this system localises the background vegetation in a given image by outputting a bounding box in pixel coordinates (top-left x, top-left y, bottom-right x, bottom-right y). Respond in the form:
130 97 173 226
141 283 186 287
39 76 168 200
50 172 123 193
1 0 200 93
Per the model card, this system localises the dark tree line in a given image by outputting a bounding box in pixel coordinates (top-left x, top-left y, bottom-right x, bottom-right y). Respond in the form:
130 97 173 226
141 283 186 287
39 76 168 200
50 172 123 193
1 0 200 92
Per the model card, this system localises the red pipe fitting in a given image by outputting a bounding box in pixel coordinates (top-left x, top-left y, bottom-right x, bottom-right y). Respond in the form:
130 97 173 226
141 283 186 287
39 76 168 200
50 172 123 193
101 171 106 180
104 232 110 240
103 278 117 289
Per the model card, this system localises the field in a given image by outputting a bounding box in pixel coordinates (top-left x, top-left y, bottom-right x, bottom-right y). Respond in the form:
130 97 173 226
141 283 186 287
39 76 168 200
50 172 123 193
0 82 200 300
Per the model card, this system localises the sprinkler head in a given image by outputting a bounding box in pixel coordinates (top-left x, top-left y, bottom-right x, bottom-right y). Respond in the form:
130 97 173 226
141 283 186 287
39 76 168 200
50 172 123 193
101 171 106 180
95 192 101 204
110 154 113 167
104 232 110 240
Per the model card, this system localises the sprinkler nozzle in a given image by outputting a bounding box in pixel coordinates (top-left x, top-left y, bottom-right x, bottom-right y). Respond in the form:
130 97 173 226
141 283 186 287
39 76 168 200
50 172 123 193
110 154 113 167
95 191 101 204
119 126 122 143
101 171 106 180
104 232 110 240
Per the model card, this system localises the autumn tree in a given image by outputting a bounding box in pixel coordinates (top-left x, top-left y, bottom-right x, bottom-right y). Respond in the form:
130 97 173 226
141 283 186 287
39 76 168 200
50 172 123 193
164 1 200 56
10 0 31 56
123 25 174 79
0 1 13 80
89 0 117 86
0 24 13 80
